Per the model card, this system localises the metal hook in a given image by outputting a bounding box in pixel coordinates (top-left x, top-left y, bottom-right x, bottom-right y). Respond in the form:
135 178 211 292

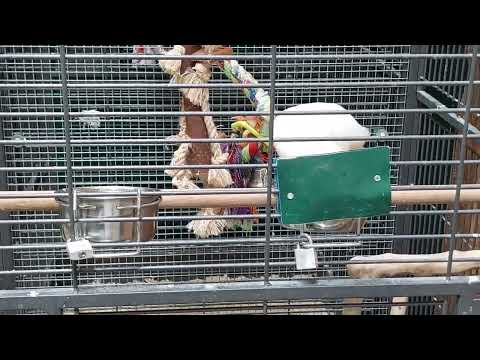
298 233 314 248
70 189 78 243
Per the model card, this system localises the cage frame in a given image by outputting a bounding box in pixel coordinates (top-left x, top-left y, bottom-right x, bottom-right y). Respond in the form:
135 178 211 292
0 45 479 315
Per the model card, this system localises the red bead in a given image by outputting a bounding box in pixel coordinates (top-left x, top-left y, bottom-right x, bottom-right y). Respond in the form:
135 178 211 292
248 143 259 157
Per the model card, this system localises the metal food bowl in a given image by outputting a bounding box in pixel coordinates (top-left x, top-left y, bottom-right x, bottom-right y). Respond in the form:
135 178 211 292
57 186 161 243
283 218 366 234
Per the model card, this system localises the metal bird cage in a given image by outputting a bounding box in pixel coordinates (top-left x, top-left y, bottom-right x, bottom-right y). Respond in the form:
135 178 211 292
0 45 479 315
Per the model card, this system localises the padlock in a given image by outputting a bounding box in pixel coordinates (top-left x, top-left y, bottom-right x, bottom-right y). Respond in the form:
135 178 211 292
66 239 94 261
294 234 318 270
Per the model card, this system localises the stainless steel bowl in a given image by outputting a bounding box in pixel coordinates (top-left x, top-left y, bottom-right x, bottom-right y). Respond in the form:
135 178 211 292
283 218 366 234
56 186 160 243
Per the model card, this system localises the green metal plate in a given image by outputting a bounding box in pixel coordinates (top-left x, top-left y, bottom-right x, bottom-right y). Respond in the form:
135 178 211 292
276 147 392 225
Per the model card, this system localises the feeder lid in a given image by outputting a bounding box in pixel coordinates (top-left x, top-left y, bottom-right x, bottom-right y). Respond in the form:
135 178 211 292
276 146 392 225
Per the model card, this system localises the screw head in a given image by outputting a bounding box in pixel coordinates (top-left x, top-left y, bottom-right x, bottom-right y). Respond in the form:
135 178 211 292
287 192 295 200
374 175 382 182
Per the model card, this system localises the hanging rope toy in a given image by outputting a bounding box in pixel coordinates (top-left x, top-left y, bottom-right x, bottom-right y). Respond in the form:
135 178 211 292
157 45 234 238
152 45 274 236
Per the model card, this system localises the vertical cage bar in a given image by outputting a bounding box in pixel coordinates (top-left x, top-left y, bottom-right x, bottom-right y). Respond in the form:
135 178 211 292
395 45 426 315
263 45 277 286
0 134 13 291
59 45 79 290
0 66 14 294
447 45 479 278
395 45 426 255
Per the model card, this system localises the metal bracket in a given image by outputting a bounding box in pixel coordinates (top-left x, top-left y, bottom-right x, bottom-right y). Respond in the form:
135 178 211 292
471 295 480 315
456 292 476 315
67 189 144 261
417 90 480 144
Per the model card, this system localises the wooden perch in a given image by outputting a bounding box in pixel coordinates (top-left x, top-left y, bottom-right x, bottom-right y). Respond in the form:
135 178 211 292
342 250 480 316
0 188 480 212
0 191 272 212
391 188 480 205
347 250 480 278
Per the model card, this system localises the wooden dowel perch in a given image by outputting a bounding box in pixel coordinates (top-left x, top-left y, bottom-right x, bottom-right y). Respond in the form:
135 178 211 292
344 251 480 315
0 192 272 212
347 250 480 278
1 188 480 212
390 189 480 205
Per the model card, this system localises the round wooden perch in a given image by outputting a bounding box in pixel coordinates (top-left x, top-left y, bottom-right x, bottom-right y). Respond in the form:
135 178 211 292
0 192 271 212
0 188 479 212
344 250 480 315
391 189 480 205
347 251 480 279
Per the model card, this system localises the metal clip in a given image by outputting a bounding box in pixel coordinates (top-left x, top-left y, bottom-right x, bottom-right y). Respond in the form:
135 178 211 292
136 187 142 244
72 189 78 233
63 189 78 244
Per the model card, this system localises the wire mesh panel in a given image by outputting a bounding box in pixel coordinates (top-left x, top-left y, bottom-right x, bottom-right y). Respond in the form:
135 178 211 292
62 297 444 315
402 45 477 315
1 45 480 315
0 45 411 292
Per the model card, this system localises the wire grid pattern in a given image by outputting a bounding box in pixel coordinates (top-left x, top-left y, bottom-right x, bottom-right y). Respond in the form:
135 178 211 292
401 45 471 315
422 45 470 105
61 297 442 315
404 113 456 315
0 45 411 291
412 44 472 257
408 115 456 256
